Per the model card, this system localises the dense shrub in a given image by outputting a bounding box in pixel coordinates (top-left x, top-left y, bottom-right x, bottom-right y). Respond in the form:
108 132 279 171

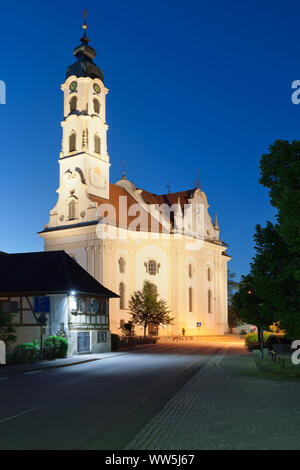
43 336 68 359
111 333 120 351
265 334 291 351
245 332 272 351
9 343 40 364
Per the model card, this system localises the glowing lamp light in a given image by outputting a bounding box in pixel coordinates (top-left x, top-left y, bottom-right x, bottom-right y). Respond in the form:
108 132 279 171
70 291 77 312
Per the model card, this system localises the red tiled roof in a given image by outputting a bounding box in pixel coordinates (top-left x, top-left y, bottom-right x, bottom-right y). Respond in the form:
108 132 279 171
141 188 195 209
89 184 164 232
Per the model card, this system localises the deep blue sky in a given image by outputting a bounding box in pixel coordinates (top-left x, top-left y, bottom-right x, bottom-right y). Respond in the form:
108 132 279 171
1 0 299 280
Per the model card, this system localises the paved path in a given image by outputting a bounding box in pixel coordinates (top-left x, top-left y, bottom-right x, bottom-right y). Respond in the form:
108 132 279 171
0 342 221 450
126 347 300 450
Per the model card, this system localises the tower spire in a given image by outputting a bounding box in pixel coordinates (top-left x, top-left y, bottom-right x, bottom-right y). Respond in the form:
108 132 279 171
81 8 89 43
66 9 104 82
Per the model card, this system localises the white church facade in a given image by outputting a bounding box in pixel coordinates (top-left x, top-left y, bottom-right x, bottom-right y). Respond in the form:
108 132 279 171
39 20 230 337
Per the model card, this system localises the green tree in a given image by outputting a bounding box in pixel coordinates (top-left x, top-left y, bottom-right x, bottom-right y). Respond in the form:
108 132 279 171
0 310 17 348
234 140 300 343
259 140 300 338
259 140 300 260
128 280 173 337
227 270 240 331
252 221 299 339
232 274 272 358
119 320 135 337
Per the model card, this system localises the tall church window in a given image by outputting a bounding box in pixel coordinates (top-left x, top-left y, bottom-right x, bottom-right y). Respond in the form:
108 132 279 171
189 287 193 313
70 96 77 112
93 98 100 114
119 282 126 310
208 289 212 313
68 199 77 221
188 264 193 279
69 133 76 152
94 135 101 155
118 257 126 274
208 267 212 282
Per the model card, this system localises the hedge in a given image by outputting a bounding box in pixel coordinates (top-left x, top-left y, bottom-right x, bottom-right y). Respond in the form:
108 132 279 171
9 342 40 364
245 332 272 351
43 336 68 359
8 336 69 364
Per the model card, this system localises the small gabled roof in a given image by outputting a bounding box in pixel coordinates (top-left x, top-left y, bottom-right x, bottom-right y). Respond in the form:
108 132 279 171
0 251 118 298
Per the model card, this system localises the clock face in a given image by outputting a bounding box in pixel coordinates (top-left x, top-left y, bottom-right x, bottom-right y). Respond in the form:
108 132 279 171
93 83 101 94
69 81 77 92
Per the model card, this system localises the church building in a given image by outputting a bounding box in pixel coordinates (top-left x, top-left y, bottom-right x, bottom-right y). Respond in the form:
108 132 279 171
39 18 230 337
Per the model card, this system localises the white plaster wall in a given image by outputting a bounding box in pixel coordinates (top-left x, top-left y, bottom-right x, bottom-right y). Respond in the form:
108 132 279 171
41 224 229 337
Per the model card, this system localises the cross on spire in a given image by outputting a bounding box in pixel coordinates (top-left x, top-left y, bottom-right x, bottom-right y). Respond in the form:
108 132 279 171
83 8 88 24
82 9 88 35
80 8 90 44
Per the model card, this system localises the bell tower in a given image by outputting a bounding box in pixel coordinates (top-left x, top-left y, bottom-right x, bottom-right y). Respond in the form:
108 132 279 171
59 11 110 201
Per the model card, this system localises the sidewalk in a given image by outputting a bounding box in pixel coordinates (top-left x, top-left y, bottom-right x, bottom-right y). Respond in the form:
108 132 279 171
126 348 300 450
0 352 126 375
0 342 162 375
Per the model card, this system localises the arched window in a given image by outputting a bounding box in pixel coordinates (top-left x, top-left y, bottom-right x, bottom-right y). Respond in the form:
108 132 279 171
70 96 77 112
119 282 125 310
68 199 77 221
189 287 193 313
93 98 100 114
94 135 101 154
69 133 76 152
208 289 212 313
188 264 192 279
118 257 126 274
208 267 212 282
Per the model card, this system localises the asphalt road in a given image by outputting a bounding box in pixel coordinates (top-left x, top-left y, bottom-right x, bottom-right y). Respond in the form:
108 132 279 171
0 342 225 450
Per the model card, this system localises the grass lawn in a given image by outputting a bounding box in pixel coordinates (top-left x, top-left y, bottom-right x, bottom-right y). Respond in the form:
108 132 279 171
252 349 300 379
